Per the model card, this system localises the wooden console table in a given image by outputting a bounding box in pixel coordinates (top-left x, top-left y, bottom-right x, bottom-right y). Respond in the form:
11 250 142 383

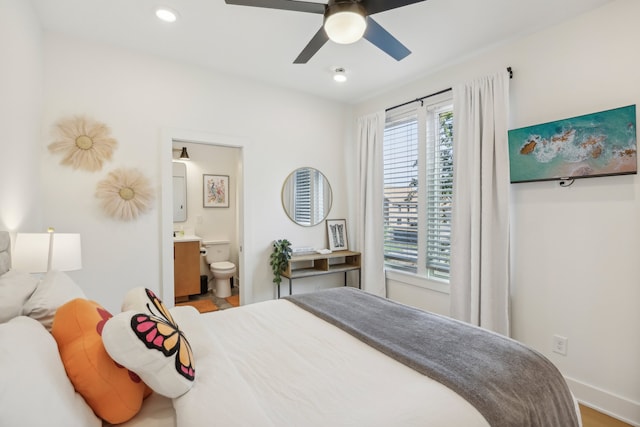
278 250 361 298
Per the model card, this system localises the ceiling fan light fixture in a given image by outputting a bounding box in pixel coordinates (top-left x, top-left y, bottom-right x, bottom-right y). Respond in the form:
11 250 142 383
324 2 367 44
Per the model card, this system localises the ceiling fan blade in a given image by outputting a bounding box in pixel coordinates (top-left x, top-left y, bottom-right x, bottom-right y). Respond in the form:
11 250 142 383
363 17 411 61
293 27 329 64
225 0 325 14
363 0 425 16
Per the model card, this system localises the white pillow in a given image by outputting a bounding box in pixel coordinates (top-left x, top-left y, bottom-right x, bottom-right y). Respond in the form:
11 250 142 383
0 316 101 427
0 270 38 323
120 285 163 312
21 269 86 330
103 288 196 398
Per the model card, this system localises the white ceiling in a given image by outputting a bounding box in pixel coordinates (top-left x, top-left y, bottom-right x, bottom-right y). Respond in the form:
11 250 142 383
31 0 612 104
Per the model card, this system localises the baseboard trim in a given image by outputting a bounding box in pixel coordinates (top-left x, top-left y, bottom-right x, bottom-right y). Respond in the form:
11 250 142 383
566 377 640 426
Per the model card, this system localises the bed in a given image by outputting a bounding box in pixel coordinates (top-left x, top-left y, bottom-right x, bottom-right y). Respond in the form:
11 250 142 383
0 231 582 426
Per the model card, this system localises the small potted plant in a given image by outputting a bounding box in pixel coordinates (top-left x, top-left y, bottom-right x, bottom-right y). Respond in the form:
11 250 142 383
270 239 292 286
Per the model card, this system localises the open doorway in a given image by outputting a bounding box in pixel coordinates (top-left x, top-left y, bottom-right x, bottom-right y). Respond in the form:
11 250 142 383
160 129 246 307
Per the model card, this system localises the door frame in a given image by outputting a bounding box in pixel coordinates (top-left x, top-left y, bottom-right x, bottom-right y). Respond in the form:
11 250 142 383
160 128 247 306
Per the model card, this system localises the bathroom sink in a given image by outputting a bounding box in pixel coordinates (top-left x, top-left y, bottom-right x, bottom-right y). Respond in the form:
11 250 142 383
173 234 201 242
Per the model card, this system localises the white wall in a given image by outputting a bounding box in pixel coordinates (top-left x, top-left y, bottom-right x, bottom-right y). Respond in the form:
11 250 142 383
352 0 640 423
40 33 349 312
0 0 43 232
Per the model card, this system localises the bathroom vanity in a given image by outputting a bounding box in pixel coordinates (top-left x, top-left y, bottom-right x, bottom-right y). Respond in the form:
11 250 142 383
174 237 201 302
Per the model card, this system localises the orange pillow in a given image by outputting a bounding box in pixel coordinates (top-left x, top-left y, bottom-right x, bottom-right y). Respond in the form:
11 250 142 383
51 299 147 424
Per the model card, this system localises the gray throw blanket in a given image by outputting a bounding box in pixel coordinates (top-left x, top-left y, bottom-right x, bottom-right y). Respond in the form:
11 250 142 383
285 287 579 427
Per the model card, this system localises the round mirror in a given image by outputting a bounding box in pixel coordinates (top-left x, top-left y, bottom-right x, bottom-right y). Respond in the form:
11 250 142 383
281 167 332 227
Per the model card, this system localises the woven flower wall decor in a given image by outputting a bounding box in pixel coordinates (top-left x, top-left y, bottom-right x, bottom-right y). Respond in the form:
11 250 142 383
48 116 117 171
96 168 155 221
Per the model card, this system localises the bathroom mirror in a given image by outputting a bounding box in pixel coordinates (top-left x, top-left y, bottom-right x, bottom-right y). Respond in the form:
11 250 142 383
281 167 332 227
173 162 187 222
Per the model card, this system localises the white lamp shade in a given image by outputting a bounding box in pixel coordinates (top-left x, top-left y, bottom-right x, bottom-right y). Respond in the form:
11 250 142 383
12 233 82 273
12 234 49 273
51 234 82 271
324 11 367 44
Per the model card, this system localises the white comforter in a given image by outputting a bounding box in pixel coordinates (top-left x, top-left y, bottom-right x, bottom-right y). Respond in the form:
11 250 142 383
170 299 490 427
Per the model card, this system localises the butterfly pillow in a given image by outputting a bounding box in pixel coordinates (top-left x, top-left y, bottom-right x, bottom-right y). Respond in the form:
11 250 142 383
102 288 196 398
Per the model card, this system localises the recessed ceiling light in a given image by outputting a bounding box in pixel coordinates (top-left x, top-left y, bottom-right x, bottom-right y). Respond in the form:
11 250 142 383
155 7 178 23
333 67 347 83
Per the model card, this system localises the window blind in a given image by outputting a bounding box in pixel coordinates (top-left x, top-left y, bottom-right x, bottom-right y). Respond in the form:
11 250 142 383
383 99 453 280
383 108 419 272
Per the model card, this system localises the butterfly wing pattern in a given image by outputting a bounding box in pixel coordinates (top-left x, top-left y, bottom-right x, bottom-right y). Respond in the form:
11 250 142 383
130 289 195 381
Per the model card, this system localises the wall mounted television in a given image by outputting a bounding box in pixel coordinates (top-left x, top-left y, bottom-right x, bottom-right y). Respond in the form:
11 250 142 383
508 104 637 183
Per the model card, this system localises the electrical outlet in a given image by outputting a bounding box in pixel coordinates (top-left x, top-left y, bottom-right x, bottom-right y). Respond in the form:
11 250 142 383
552 335 568 356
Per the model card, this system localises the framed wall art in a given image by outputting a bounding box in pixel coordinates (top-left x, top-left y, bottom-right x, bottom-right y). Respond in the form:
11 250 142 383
326 219 348 251
203 174 229 208
508 104 637 183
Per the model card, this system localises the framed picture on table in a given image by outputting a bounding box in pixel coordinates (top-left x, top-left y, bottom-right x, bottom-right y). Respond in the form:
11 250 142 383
326 219 348 251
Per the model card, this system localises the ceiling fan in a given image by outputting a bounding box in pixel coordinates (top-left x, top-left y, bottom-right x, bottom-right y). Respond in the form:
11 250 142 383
224 0 426 63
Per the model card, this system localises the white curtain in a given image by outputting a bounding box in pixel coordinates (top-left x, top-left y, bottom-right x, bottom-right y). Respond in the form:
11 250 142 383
450 70 511 335
356 112 386 297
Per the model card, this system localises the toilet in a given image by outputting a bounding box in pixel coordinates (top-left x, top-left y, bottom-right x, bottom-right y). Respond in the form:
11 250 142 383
203 240 236 298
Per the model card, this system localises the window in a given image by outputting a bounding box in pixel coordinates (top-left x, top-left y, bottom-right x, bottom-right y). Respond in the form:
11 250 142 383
383 99 453 280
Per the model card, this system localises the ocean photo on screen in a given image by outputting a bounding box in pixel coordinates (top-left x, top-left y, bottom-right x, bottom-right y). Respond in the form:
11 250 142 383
508 105 637 183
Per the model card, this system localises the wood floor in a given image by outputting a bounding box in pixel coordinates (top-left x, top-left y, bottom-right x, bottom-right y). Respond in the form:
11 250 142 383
580 404 633 427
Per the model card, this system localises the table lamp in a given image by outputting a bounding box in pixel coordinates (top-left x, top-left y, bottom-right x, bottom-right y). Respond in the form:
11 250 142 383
12 229 82 273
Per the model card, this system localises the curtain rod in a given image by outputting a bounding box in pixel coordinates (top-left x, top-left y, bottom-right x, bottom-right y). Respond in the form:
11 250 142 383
385 67 513 113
